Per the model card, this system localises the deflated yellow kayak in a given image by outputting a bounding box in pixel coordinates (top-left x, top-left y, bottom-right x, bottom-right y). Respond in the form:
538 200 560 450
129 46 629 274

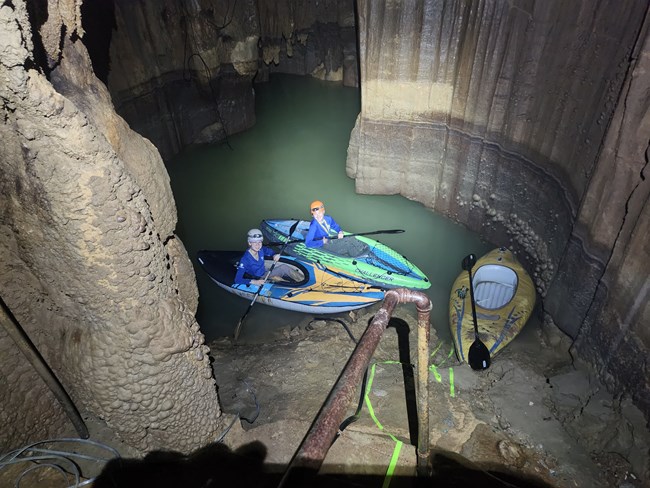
449 248 536 364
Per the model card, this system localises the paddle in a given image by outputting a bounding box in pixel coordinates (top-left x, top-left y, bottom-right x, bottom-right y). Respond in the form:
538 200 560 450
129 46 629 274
268 228 405 246
462 254 491 370
233 220 300 342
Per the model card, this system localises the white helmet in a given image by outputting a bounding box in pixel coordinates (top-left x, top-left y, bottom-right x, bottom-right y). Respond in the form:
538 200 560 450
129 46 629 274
247 228 263 243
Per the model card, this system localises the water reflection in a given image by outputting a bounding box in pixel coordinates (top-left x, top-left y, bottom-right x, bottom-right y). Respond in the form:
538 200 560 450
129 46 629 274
168 74 491 342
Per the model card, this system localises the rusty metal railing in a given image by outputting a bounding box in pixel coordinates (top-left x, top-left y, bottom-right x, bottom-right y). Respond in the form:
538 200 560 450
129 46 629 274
278 288 432 486
0 296 89 439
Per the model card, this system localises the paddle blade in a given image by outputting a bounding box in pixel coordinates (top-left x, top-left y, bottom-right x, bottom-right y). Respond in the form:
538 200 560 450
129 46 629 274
234 303 254 341
462 254 477 271
287 220 300 241
233 317 245 341
468 339 491 370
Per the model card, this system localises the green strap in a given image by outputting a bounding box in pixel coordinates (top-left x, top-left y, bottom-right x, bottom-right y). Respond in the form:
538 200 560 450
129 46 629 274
364 364 398 440
430 364 442 383
442 343 454 363
429 341 443 359
429 341 443 381
449 367 455 397
429 342 454 385
382 440 403 488
364 362 405 488
430 352 441 382
364 350 456 487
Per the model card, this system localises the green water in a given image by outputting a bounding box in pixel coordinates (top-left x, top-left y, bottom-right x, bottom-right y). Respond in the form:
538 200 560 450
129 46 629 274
168 74 492 342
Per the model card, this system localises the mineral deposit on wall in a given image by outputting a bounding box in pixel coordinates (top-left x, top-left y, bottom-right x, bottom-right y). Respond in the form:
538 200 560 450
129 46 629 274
0 0 222 452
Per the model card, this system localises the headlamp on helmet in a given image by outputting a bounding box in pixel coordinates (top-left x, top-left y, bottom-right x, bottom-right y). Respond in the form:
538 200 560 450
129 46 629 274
310 200 324 213
247 228 263 243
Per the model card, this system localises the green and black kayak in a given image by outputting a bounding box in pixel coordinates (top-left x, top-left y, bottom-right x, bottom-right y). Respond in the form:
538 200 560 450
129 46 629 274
261 219 430 290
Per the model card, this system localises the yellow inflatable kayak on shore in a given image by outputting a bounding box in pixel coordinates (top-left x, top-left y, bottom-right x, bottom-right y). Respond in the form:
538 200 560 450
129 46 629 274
449 248 536 364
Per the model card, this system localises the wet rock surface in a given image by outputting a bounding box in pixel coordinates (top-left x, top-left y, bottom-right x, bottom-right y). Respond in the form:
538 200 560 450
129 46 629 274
207 306 649 487
0 0 221 452
3 305 647 487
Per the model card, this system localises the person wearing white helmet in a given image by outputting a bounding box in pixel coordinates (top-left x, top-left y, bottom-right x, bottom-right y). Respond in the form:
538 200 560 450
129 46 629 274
234 228 298 285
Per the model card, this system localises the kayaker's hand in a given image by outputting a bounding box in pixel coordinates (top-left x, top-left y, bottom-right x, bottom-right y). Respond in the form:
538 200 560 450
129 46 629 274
338 231 344 239
251 279 265 285
323 237 329 244
273 253 280 261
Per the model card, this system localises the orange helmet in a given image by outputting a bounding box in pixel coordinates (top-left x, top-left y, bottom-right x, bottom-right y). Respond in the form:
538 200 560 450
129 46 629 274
310 200 324 213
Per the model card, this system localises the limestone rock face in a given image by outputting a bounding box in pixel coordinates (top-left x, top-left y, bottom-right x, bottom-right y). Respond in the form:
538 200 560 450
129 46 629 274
348 0 649 421
103 0 357 160
105 0 260 160
0 322 70 448
256 0 357 85
0 0 221 452
556 29 650 420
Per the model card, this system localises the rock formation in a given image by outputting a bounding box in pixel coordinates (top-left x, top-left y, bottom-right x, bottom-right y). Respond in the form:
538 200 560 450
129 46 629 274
0 0 221 452
1 0 648 457
347 0 649 421
101 0 357 160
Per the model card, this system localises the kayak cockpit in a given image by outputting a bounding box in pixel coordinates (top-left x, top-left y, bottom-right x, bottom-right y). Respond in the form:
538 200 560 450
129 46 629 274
472 264 517 310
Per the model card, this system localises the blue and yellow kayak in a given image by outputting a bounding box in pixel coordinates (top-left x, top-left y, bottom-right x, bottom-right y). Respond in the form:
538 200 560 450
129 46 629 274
449 248 536 363
260 219 430 290
197 250 385 314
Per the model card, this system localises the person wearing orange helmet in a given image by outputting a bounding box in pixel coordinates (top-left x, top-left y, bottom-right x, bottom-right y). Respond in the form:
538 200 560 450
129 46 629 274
305 200 367 257
305 200 344 248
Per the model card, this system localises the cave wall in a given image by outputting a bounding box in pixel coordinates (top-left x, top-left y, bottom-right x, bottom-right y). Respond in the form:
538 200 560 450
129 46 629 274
105 0 260 161
348 0 649 420
561 25 650 418
0 318 70 448
0 0 222 452
256 0 358 85
2 0 646 455
104 0 357 161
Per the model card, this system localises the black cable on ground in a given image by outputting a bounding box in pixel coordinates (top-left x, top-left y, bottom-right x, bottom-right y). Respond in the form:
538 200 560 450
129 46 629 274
333 367 369 445
0 297 89 439
0 438 120 488
306 317 369 443
238 379 260 424
214 378 260 443
308 317 357 344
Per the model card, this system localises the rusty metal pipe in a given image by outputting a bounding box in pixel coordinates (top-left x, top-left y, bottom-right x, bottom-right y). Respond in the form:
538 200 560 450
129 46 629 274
279 288 432 486
414 291 433 476
0 296 89 439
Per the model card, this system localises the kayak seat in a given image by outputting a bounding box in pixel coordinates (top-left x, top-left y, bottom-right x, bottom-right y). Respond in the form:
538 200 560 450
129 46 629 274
474 281 515 310
286 268 305 282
